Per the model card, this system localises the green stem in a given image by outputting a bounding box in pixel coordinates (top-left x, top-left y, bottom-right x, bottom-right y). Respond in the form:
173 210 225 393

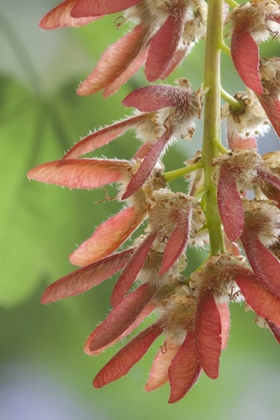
201 0 224 255
224 0 239 8
194 186 208 200
212 138 228 154
221 87 245 112
163 161 203 183
220 43 231 57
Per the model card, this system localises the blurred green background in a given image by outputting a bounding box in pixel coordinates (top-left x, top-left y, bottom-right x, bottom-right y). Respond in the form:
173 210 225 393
0 1 279 419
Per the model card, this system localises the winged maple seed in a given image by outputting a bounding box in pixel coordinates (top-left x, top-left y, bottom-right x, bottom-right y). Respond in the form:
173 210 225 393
258 151 280 205
221 89 270 150
40 0 207 96
212 149 280 241
58 81 203 199
229 0 280 95
28 0 280 404
229 1 280 136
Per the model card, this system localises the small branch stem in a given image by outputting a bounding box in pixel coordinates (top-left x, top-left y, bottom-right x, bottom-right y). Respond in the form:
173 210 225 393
163 162 203 183
220 43 231 56
224 0 239 8
212 138 228 154
195 186 208 200
221 87 245 112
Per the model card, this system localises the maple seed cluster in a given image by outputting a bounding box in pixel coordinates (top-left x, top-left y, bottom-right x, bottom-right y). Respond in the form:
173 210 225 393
28 0 280 403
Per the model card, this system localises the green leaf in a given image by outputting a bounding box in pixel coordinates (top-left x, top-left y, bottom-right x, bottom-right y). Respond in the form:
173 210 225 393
0 75 127 307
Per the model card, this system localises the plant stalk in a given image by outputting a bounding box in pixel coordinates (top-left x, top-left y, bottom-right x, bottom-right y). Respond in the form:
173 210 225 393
201 0 225 255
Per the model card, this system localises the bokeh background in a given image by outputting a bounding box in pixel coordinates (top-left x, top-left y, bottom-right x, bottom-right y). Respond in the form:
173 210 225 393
1 1 279 419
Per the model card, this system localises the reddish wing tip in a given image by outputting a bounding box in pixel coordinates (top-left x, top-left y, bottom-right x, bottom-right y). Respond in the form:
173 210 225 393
194 293 222 379
39 0 99 29
168 333 201 403
227 135 257 150
236 277 280 327
93 323 162 388
63 115 146 159
159 211 191 275
71 0 142 18
267 320 280 344
88 283 154 352
256 166 280 194
69 206 145 267
217 165 244 242
231 28 263 95
241 233 280 297
216 303 231 351
122 85 185 111
41 249 134 304
145 340 180 392
122 129 172 199
111 231 157 307
257 95 280 138
77 24 145 96
85 303 155 355
160 47 188 80
27 159 130 189
103 47 149 98
145 12 184 82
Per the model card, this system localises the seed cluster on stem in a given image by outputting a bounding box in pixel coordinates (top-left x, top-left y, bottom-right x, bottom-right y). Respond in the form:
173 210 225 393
28 0 280 403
